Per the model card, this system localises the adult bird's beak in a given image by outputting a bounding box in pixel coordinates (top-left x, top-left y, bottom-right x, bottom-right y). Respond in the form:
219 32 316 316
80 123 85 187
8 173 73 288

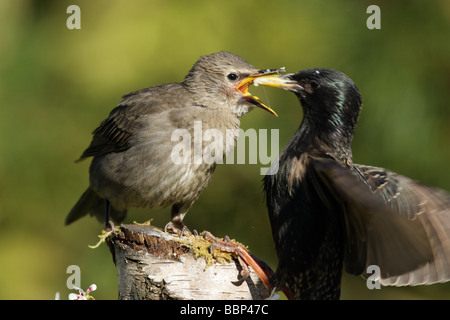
236 68 286 117
253 73 304 92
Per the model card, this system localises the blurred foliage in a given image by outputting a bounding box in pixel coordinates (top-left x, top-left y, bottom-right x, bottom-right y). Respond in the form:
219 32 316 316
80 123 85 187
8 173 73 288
0 0 449 300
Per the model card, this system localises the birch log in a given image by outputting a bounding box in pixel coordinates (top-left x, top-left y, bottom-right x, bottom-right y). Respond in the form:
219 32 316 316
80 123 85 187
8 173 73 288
107 224 271 300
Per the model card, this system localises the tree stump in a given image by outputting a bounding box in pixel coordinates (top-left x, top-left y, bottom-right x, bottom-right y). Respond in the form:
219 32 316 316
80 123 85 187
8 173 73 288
107 224 271 300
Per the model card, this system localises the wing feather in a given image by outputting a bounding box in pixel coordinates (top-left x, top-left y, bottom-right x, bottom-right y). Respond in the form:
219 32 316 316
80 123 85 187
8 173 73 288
76 85 178 161
354 164 450 286
311 157 434 279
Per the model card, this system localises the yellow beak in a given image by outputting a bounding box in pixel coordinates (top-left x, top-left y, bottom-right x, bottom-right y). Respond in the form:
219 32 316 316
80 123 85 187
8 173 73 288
236 68 286 117
252 74 304 91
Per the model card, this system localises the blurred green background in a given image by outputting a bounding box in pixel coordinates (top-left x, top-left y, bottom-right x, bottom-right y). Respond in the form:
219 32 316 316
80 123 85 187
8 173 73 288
0 0 449 300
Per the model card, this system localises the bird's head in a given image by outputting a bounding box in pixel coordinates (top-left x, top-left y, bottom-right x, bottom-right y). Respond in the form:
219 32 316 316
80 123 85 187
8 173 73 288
254 68 362 147
184 51 281 117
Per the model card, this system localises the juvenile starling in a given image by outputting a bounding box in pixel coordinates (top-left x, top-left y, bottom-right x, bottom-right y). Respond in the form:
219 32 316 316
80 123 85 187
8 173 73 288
255 69 450 299
66 51 281 229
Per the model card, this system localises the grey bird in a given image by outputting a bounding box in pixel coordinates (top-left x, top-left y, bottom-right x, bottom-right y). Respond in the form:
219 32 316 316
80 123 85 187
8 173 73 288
66 51 281 230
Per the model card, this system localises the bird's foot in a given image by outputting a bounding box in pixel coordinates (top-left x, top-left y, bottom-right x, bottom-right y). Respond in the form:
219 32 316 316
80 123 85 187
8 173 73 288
202 231 272 290
164 221 198 236
104 220 115 232
207 233 250 283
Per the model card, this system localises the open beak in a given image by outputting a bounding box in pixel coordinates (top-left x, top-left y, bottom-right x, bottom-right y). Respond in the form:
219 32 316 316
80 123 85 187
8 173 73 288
236 68 286 117
252 73 304 92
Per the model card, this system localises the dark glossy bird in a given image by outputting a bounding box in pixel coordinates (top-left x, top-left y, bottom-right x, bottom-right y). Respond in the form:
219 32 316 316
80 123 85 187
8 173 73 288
254 69 450 299
66 51 281 230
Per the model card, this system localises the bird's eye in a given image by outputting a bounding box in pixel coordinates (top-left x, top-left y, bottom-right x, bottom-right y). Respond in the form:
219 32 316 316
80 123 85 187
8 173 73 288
227 73 239 81
310 80 320 90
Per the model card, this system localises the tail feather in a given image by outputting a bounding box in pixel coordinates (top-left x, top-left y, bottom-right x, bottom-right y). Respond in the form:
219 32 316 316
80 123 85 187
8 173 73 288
65 187 127 225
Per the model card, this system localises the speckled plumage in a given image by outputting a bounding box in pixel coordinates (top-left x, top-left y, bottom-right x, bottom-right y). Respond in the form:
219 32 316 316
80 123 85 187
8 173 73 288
262 69 450 299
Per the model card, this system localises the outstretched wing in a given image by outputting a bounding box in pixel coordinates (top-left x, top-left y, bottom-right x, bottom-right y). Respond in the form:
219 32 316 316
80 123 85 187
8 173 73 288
354 164 450 286
310 156 435 281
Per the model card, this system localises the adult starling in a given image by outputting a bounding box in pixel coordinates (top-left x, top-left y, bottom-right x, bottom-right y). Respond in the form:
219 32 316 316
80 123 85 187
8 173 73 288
66 51 281 230
254 69 450 299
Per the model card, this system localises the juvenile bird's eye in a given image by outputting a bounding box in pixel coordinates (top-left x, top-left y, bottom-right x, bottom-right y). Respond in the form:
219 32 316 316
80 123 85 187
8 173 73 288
227 73 239 81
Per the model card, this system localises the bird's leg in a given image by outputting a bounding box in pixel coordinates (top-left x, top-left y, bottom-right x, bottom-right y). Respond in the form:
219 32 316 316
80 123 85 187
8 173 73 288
203 231 273 290
104 199 114 231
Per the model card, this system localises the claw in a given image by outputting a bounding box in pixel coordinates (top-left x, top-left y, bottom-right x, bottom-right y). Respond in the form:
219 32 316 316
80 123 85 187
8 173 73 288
236 255 251 280
164 221 197 237
230 255 251 285
203 231 272 290
164 221 180 234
